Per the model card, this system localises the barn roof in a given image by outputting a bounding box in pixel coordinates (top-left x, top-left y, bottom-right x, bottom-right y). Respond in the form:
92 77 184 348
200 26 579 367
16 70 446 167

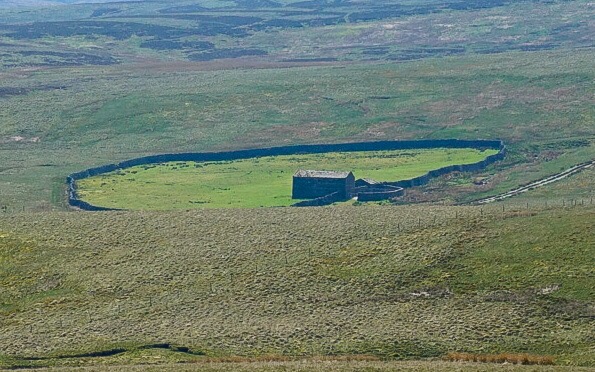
293 170 353 179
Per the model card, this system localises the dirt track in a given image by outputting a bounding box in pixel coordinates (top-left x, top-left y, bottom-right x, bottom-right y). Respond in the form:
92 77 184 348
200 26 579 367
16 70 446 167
474 160 595 204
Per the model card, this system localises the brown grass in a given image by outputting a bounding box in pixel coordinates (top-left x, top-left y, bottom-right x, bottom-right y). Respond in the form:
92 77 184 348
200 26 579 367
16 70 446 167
444 352 555 365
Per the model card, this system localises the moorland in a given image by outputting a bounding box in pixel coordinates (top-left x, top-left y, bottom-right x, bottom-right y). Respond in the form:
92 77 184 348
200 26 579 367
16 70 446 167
0 0 593 370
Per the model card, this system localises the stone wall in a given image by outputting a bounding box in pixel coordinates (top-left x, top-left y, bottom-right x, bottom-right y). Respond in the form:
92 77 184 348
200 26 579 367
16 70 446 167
66 176 121 211
384 149 506 189
356 185 405 202
291 192 344 207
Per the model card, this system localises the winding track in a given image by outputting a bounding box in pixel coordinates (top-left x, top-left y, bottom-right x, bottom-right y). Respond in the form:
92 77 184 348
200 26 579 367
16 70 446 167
474 160 595 204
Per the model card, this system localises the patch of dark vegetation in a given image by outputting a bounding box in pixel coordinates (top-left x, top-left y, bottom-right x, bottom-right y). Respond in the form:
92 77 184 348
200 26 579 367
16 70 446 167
0 85 67 98
282 57 338 62
140 39 215 51
347 6 437 22
250 18 304 30
474 42 557 54
114 14 263 27
304 16 345 27
183 14 263 26
20 343 205 361
551 22 583 33
1 21 186 41
14 50 117 66
355 340 444 360
139 343 205 355
368 96 394 100
529 139 591 151
162 3 293 13
483 289 535 304
541 298 595 321
0 87 31 98
233 0 283 8
386 47 466 61
346 0 533 23
289 0 351 10
23 348 127 360
446 0 508 11
113 16 255 37
90 8 121 18
157 4 209 13
187 48 267 61
362 47 389 56
518 44 558 52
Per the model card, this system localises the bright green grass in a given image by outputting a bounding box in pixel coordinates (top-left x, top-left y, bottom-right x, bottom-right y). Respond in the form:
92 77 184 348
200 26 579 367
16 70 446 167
76 148 498 209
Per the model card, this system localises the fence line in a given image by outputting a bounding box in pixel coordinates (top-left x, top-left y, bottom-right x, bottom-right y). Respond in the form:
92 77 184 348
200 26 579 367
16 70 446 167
473 160 595 204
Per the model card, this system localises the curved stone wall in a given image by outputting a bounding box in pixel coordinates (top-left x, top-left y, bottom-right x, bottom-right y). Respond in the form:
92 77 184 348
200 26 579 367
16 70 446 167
67 139 506 210
356 185 405 202
384 150 506 189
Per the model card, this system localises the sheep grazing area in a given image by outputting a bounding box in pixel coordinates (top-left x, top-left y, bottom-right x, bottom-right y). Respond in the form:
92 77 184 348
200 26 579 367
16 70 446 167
0 203 593 369
75 148 498 209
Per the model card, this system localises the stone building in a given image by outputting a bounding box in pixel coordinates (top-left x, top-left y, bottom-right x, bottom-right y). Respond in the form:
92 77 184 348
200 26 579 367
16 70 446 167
292 170 355 200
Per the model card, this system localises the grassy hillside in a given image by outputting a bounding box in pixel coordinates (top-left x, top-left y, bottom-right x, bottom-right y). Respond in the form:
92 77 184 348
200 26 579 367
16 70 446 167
0 203 592 368
0 0 593 370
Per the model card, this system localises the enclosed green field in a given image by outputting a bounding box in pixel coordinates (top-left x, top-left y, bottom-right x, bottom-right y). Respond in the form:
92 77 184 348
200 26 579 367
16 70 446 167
76 148 498 209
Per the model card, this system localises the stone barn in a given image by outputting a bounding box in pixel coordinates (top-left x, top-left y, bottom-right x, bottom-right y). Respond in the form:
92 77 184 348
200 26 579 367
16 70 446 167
292 170 355 200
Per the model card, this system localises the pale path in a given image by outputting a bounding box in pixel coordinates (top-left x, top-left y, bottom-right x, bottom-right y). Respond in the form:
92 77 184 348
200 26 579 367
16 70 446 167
473 160 595 204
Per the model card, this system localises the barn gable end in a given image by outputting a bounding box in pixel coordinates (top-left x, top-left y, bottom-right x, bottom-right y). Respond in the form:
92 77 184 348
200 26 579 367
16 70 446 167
292 170 355 200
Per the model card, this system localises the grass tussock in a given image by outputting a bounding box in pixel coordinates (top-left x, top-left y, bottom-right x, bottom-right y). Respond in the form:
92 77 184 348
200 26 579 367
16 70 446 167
196 355 293 364
0 206 592 367
444 352 555 365
192 354 380 364
310 355 381 362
